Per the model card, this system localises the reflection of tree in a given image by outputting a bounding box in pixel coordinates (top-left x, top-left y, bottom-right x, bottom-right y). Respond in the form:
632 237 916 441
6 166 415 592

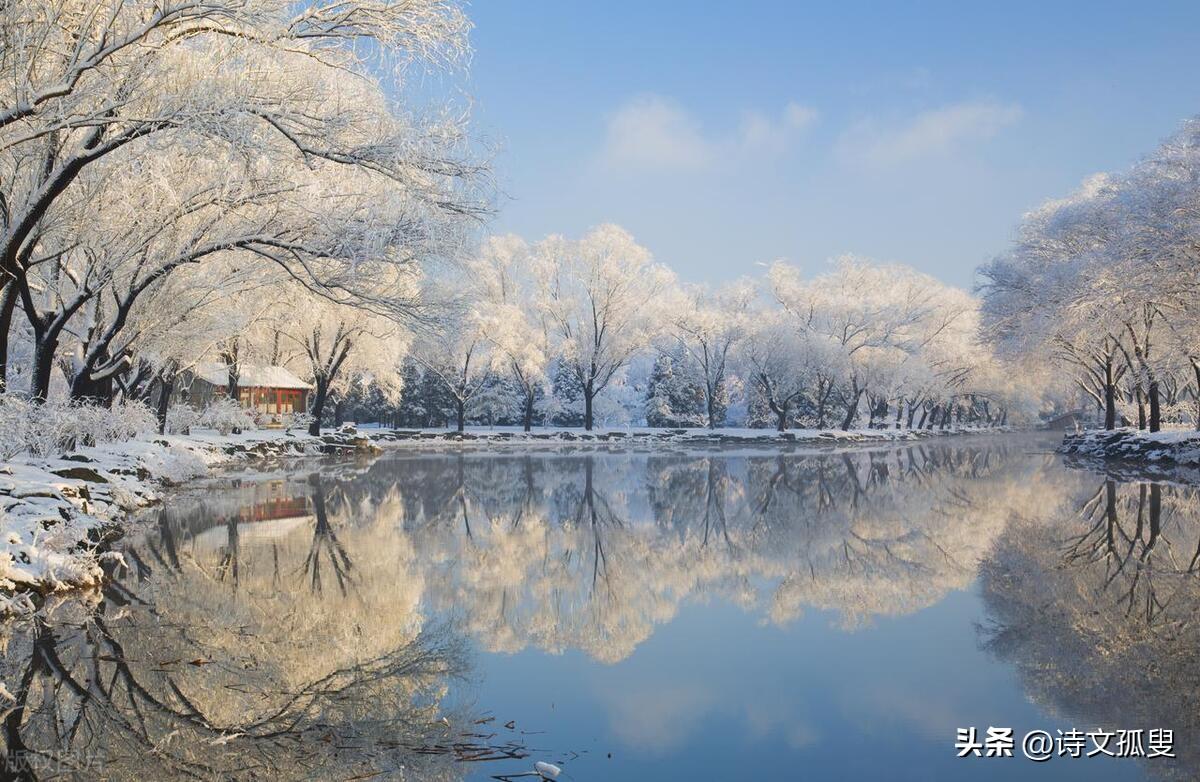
269 440 1046 662
0 472 522 781
304 480 353 595
981 472 1200 780
0 598 471 780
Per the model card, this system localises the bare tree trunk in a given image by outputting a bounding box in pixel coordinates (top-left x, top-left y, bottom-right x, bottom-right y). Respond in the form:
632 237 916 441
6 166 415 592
841 388 863 431
523 390 534 432
0 283 14 391
1136 387 1146 430
309 383 327 436
29 329 63 402
154 368 177 435
1193 362 1200 431
1104 358 1117 430
222 338 241 400
584 380 595 431
70 371 115 407
455 398 465 432
1148 380 1162 433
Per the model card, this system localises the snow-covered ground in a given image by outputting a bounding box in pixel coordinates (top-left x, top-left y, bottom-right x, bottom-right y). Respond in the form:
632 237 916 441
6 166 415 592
1059 427 1200 466
1 423 1002 614
0 429 337 614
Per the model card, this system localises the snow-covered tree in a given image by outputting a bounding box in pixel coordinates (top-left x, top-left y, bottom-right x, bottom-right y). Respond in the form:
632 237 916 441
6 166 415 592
667 280 752 428
533 225 674 430
409 270 496 432
0 0 483 401
264 283 410 435
644 351 706 428
466 235 550 431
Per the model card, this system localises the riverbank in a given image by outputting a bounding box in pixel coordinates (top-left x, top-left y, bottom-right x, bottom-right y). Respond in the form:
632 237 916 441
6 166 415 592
0 423 1006 614
1058 428 1200 481
0 428 381 613
1059 428 1200 465
369 424 1003 448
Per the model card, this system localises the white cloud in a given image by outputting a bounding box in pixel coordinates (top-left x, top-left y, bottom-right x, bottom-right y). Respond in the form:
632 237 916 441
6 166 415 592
599 95 818 173
837 99 1023 166
601 95 714 171
736 102 820 156
599 683 716 752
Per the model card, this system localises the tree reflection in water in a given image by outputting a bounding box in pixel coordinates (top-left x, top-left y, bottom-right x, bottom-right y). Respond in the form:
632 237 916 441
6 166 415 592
8 438 1198 779
116 440 1051 666
0 467 529 780
982 468 1200 780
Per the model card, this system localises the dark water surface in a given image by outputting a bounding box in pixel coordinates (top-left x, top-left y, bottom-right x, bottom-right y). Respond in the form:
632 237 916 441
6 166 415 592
3 433 1196 780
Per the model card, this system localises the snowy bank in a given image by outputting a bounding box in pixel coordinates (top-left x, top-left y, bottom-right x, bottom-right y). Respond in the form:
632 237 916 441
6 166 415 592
1059 428 1200 471
0 429 377 614
367 425 1003 449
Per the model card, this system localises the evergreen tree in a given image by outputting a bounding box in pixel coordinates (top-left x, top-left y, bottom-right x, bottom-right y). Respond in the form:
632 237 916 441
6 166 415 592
547 360 585 427
393 358 456 428
644 353 706 427
469 374 521 427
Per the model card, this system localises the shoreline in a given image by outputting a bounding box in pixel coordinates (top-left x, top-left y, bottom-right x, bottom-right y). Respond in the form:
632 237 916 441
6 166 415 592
368 424 1006 449
0 424 1008 614
1058 428 1200 465
0 428 377 614
1058 428 1200 482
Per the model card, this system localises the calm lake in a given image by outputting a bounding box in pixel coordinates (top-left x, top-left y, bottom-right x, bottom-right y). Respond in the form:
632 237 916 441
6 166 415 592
2 433 1195 780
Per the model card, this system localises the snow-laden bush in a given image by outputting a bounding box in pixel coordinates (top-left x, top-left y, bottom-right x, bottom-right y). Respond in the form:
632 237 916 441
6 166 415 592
0 396 158 459
198 399 256 435
166 405 200 435
105 400 159 442
287 413 314 433
0 395 33 459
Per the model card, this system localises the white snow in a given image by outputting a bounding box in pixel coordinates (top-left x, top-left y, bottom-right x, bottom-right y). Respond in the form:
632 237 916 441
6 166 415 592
0 427 329 613
192 362 313 390
1059 427 1200 466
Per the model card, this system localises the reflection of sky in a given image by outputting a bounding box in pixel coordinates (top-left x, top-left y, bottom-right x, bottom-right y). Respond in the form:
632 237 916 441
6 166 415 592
137 441 1173 780
456 585 1146 781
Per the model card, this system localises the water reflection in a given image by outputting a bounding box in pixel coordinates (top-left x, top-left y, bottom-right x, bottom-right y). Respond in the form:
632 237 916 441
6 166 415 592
0 465 533 780
133 441 1049 664
3 437 1197 779
982 471 1200 780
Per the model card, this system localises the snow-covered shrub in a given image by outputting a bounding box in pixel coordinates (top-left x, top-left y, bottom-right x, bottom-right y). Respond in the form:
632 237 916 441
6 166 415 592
198 399 256 435
105 400 159 441
68 403 114 448
0 396 158 459
21 402 77 457
166 405 200 435
0 395 33 459
287 413 315 433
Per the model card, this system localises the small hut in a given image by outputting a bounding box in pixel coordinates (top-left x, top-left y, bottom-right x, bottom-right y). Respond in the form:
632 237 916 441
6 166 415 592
177 363 312 423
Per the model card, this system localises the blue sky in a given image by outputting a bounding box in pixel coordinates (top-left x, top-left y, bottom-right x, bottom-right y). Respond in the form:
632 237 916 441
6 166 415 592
464 0 1200 288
